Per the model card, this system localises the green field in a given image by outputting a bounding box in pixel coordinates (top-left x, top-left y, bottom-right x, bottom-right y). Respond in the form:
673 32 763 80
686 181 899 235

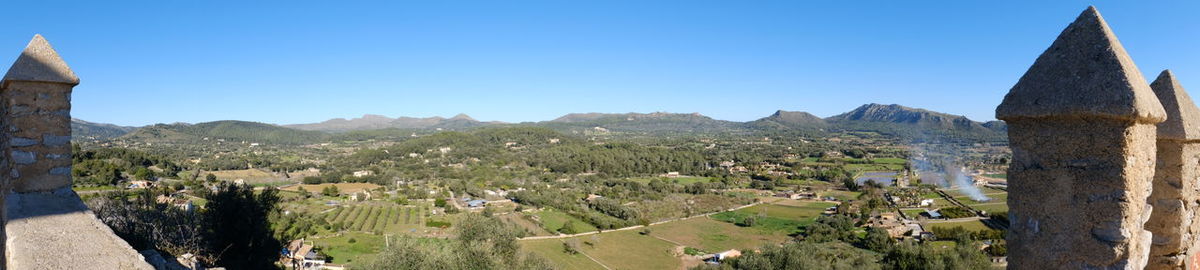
872 158 908 164
311 232 386 265
653 217 790 252
711 201 835 234
325 203 426 234
818 190 861 201
925 220 993 232
526 230 680 270
535 209 598 234
900 208 927 218
520 239 607 270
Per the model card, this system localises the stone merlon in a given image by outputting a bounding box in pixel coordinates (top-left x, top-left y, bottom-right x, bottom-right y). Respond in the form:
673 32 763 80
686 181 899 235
996 6 1166 123
1150 70 1200 141
1 34 78 86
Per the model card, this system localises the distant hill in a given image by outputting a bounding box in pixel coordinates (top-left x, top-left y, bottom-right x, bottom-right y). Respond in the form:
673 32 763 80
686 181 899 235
121 120 329 145
287 114 493 132
541 112 745 134
91 103 1005 145
747 110 827 130
825 104 1005 141
72 119 138 140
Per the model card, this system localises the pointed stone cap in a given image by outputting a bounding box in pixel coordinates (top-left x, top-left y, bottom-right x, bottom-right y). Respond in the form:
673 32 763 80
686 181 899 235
3 34 79 85
996 7 1165 123
1151 70 1200 140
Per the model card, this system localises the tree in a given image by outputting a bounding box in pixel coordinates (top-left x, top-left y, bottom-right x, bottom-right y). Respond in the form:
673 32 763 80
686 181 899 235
367 213 551 270
322 185 340 197
203 182 282 269
563 239 581 254
205 173 217 182
861 227 895 252
559 220 578 235
134 167 154 180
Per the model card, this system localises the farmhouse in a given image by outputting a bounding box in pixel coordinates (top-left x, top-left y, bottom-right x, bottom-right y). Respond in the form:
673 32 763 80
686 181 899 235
352 170 373 177
283 239 326 270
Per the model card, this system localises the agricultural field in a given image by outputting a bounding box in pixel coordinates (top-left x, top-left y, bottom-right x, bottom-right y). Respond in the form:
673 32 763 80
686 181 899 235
311 232 386 265
519 239 607 270
526 230 680 270
204 168 282 184
499 213 555 236
323 203 429 234
925 219 993 232
651 217 790 252
817 190 861 201
945 187 1009 214
281 182 383 195
710 201 835 234
534 209 598 234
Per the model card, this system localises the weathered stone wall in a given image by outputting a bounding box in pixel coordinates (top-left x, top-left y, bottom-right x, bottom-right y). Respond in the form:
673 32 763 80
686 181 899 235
1005 118 1157 269
1146 70 1200 270
3 81 72 192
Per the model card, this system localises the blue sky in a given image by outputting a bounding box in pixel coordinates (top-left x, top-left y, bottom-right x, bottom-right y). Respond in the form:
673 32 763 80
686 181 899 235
2 1 1198 126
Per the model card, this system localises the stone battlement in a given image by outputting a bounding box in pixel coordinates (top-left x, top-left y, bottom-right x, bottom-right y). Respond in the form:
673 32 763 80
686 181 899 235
998 6 1200 270
0 35 152 269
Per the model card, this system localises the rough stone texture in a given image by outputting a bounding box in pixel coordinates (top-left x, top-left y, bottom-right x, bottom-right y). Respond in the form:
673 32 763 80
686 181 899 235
1 35 78 86
4 79 72 194
1151 70 1200 141
1005 119 1157 269
997 7 1164 270
1146 70 1200 270
4 187 152 270
996 6 1165 123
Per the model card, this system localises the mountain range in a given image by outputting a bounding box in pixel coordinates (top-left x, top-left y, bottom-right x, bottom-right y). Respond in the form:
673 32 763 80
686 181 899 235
73 103 1007 144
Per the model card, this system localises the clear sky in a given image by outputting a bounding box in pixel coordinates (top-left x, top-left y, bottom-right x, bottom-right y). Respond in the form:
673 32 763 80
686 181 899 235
2 1 1198 126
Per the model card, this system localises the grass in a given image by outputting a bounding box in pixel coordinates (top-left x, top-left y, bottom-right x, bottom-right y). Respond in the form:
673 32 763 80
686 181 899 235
872 158 908 164
818 190 861 201
971 203 1009 213
925 220 993 232
535 209 598 234
652 217 790 252
900 208 927 218
568 230 680 270
520 239 607 270
311 232 385 265
708 201 836 234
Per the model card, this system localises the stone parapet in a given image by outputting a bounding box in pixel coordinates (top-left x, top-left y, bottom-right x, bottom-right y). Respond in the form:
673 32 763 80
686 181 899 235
0 35 150 269
997 7 1164 269
1146 70 1200 270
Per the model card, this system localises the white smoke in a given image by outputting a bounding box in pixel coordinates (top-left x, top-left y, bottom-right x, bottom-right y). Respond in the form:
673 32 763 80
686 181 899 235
909 143 991 202
949 166 990 202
